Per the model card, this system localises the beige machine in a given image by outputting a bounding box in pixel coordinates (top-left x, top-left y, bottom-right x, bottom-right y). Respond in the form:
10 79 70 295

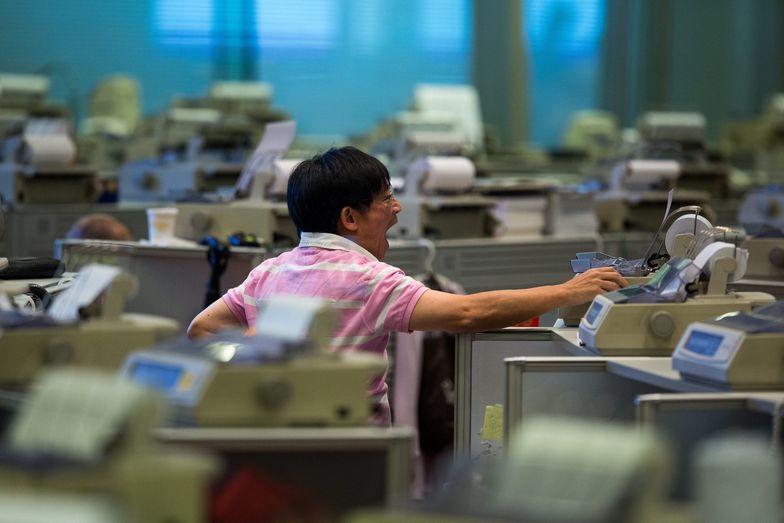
173 120 298 245
741 234 784 281
0 120 97 204
0 368 217 523
120 296 386 427
0 264 179 387
117 107 251 202
174 158 299 245
561 207 718 326
733 189 784 297
394 155 497 239
593 158 714 233
635 111 732 199
578 245 775 356
673 301 784 389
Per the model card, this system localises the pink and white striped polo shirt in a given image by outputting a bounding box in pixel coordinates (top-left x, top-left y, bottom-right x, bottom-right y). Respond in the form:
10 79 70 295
222 232 429 425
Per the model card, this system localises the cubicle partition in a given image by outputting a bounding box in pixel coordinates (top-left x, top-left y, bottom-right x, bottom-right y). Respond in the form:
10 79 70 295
454 328 580 460
55 239 268 329
503 356 784 498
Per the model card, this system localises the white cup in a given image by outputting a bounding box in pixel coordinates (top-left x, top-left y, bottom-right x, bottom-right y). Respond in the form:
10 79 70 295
146 207 178 244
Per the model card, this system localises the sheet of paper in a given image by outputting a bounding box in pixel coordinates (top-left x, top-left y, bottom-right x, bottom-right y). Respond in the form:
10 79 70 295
234 120 297 196
47 264 121 323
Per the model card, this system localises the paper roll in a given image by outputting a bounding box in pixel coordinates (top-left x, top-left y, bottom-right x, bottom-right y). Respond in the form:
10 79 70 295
409 156 475 193
267 158 301 197
18 134 76 165
692 241 749 282
665 214 713 255
612 159 680 190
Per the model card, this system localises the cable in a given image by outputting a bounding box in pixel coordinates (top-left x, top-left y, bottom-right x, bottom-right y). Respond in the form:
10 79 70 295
200 236 230 308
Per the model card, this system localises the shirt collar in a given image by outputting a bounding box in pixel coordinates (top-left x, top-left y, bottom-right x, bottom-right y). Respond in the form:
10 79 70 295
298 232 378 262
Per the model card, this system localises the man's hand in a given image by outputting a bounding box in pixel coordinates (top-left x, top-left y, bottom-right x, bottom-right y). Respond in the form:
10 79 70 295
559 267 628 306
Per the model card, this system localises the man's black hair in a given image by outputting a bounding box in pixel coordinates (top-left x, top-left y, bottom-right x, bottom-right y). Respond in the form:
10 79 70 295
287 146 391 235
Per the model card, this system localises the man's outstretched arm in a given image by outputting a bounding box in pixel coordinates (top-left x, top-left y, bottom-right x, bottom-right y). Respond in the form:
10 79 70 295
409 266 627 333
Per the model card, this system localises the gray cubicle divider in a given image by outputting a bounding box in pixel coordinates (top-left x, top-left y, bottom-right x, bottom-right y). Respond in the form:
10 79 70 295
504 356 783 500
55 239 268 331
503 357 663 446
454 329 577 461
1 203 150 258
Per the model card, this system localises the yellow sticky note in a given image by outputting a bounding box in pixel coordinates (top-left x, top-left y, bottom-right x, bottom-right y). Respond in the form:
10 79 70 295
481 404 504 442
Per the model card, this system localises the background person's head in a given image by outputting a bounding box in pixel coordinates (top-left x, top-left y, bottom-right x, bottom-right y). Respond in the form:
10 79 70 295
66 213 133 241
287 146 392 236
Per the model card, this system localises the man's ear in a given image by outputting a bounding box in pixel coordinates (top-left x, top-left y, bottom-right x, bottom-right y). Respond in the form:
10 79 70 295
338 206 359 233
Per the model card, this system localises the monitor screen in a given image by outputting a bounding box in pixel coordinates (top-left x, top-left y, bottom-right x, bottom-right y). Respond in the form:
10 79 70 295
130 360 185 393
684 330 724 357
585 301 604 324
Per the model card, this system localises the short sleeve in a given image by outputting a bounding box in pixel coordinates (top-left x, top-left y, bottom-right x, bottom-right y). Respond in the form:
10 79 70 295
362 266 429 334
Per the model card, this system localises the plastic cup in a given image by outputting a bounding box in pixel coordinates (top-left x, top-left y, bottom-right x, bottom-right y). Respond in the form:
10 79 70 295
146 207 178 244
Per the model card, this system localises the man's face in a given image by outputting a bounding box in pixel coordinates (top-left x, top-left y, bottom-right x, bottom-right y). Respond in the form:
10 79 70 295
352 188 401 260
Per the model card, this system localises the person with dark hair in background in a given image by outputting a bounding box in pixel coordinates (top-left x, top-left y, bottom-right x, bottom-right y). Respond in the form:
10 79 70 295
188 146 627 425
66 213 133 241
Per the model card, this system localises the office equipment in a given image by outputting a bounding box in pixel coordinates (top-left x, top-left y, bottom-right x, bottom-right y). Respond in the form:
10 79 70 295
0 368 217 523
55 238 267 330
560 206 716 326
578 246 775 355
738 185 784 235
493 417 672 523
393 155 497 239
173 121 299 245
636 111 732 199
173 158 298 245
672 301 784 389
729 228 784 299
0 119 97 204
741 227 784 280
0 264 179 387
593 158 713 232
121 297 386 426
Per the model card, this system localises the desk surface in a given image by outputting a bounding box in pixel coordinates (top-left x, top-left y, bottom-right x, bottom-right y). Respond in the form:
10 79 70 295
155 426 413 450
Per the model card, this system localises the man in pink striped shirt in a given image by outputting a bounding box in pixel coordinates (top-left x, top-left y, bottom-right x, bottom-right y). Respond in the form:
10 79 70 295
188 146 626 425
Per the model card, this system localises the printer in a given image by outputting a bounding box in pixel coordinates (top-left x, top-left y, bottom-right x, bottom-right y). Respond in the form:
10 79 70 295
561 206 717 326
593 158 714 233
0 367 217 523
578 240 775 355
121 296 386 427
738 184 784 236
173 120 300 246
635 111 732 199
0 264 179 387
672 300 784 389
174 158 299 246
118 107 255 202
393 155 497 239
0 119 97 204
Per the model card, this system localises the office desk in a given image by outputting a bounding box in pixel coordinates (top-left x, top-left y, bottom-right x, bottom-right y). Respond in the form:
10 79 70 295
156 426 414 516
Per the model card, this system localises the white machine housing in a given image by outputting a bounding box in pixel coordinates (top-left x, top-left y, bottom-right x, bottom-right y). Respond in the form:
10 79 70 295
673 310 784 389
393 155 496 239
578 246 775 356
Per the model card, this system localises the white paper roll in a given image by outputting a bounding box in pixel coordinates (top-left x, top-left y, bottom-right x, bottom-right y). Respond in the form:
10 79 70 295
19 134 76 165
665 214 713 255
612 159 680 190
692 241 749 282
409 156 475 193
